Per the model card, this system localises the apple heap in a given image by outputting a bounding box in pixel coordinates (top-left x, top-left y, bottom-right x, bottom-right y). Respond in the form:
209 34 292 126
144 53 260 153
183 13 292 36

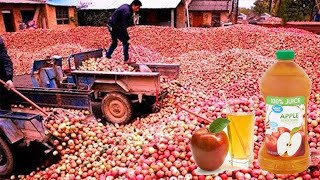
78 58 136 72
12 85 320 179
5 24 320 179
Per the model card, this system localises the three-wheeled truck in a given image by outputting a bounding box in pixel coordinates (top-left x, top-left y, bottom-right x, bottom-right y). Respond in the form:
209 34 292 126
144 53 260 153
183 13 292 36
0 110 48 176
13 49 180 124
0 79 57 177
0 49 179 177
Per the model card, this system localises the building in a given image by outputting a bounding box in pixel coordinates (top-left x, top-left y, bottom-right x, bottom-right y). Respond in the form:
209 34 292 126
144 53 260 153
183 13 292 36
81 0 186 28
0 0 79 33
81 0 234 28
188 0 232 27
238 13 247 21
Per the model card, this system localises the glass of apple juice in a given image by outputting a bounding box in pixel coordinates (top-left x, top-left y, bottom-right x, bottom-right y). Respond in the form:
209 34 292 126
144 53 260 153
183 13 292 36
227 111 255 167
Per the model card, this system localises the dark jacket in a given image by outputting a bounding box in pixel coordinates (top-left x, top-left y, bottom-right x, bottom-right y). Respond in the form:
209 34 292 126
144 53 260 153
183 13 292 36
314 13 320 22
0 37 13 82
108 4 134 40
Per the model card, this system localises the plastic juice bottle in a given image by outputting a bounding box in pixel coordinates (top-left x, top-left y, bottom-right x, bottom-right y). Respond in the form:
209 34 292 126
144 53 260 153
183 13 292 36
258 50 311 174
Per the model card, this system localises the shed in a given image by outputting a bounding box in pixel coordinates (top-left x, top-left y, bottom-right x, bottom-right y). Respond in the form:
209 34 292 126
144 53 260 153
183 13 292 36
0 0 79 33
188 0 232 27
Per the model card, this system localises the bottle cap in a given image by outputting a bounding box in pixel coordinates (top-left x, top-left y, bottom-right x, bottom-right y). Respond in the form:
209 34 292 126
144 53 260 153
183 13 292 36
276 50 295 60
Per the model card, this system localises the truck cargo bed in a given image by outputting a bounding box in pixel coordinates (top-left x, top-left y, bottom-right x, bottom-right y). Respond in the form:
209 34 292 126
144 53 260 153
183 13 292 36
12 87 92 111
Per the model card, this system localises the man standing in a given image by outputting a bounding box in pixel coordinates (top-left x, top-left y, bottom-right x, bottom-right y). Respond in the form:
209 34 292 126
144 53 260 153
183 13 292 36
314 10 320 22
0 36 14 110
106 0 142 63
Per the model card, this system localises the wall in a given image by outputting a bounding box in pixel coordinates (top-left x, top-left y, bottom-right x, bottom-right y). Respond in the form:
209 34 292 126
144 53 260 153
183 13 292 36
190 12 201 27
220 11 229 25
176 3 186 28
45 5 77 30
189 11 230 27
0 10 5 34
257 22 320 34
144 10 157 25
203 12 212 27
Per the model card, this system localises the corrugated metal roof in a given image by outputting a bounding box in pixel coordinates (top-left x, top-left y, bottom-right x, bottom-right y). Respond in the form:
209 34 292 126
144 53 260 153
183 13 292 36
0 0 44 4
46 0 79 6
0 0 78 6
82 0 182 10
189 0 232 11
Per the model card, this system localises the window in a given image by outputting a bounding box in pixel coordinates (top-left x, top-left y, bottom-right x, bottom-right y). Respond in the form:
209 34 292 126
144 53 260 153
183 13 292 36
56 7 69 24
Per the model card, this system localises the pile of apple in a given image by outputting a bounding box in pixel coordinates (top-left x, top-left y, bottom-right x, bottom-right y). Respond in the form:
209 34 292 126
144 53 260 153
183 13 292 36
262 17 282 24
78 57 136 72
4 24 320 179
13 83 318 180
165 49 275 98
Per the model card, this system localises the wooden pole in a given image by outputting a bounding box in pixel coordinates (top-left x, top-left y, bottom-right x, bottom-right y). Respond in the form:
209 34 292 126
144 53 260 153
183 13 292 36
177 104 211 124
0 80 49 116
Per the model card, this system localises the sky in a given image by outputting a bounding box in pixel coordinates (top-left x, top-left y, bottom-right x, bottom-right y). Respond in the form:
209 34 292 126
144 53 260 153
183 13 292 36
238 0 255 8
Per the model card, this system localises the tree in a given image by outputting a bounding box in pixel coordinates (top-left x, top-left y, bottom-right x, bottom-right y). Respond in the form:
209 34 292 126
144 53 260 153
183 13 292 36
77 1 112 27
278 0 313 22
239 7 252 14
78 10 111 26
253 0 270 15
77 0 92 9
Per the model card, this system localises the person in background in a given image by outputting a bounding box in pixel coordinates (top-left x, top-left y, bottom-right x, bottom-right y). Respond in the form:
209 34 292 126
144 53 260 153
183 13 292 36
26 20 37 30
106 0 142 63
0 36 14 110
313 10 320 22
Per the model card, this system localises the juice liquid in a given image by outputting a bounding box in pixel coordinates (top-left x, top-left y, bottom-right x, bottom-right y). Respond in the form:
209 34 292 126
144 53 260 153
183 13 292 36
258 50 311 174
227 112 255 160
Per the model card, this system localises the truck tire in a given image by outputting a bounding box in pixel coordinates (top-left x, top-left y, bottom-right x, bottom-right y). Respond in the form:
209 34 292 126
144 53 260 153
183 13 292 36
0 137 14 177
101 92 132 124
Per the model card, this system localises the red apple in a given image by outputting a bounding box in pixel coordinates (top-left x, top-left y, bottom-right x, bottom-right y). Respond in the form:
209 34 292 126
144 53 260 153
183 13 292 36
271 131 280 139
266 127 291 155
269 127 290 141
190 128 229 171
291 130 306 157
265 134 278 155
277 127 290 134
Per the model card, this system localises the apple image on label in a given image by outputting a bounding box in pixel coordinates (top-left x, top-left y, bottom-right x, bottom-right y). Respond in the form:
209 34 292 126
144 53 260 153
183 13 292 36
265 127 290 155
276 130 305 157
265 134 278 153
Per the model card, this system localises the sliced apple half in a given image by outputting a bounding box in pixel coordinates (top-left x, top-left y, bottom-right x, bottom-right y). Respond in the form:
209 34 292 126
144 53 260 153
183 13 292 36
277 132 291 156
276 132 303 157
287 132 302 157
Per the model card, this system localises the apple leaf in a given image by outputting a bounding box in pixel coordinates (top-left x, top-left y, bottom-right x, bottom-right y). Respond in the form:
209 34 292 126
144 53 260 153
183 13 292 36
291 127 300 135
208 118 230 133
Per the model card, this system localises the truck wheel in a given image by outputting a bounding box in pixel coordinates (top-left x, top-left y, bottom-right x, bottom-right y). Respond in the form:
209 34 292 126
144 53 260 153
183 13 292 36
0 137 14 177
101 92 132 124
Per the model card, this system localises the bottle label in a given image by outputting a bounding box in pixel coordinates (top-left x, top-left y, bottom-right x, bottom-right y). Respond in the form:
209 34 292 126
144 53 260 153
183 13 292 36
265 96 306 157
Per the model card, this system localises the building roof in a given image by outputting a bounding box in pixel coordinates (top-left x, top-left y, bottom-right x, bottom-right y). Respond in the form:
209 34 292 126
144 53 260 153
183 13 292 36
0 0 78 6
46 0 79 6
82 0 182 10
0 0 44 4
189 0 232 11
